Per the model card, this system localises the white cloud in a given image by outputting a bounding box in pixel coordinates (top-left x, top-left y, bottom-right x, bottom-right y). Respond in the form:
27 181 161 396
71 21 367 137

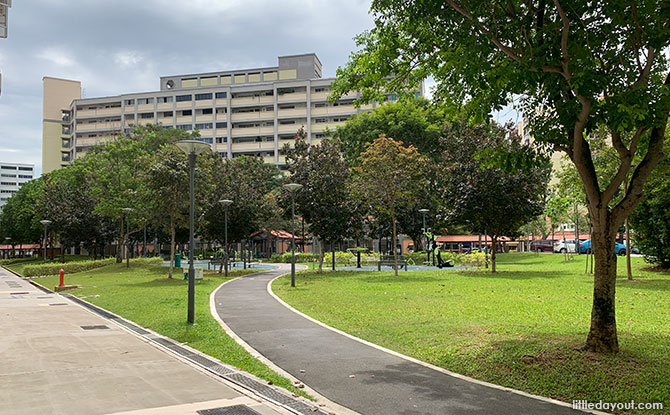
113 50 144 68
36 48 76 67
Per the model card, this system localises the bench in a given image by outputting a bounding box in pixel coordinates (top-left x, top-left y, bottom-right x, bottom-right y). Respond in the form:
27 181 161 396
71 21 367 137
207 259 224 270
377 255 408 271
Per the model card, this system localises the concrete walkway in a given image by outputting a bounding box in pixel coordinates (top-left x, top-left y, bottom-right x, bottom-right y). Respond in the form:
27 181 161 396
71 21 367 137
0 267 306 415
213 264 586 415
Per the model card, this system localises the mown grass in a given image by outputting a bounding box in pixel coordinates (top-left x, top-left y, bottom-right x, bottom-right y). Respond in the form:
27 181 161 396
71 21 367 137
274 253 669 414
29 261 310 399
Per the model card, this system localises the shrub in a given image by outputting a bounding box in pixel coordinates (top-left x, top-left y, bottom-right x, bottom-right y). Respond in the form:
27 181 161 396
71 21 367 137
23 258 116 277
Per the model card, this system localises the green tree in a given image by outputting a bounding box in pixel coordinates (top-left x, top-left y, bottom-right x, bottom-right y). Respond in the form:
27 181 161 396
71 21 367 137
630 142 670 268
439 121 550 272
202 155 279 269
284 129 362 272
354 135 427 276
331 97 446 166
0 178 44 250
332 0 670 353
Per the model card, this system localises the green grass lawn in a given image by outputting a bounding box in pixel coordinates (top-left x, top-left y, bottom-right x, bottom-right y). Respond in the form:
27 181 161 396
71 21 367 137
274 253 669 414
28 261 309 398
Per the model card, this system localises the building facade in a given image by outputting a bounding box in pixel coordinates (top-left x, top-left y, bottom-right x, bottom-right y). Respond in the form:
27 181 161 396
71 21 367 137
42 53 416 173
0 162 34 210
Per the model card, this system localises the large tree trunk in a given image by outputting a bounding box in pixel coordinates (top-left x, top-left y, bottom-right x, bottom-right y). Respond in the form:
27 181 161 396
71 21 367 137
585 214 619 353
116 218 123 263
168 217 175 279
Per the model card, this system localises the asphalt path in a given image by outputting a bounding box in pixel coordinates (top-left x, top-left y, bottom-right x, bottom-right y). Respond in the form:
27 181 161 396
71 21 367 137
213 264 585 415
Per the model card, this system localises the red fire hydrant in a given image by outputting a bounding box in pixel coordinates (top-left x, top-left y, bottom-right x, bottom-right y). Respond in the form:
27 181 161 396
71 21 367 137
59 269 65 287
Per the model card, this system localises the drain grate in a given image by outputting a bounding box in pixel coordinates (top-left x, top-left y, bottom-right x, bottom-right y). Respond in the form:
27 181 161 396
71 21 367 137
224 373 321 414
112 318 149 335
197 405 263 415
49 303 68 306
10 292 29 295
81 325 110 330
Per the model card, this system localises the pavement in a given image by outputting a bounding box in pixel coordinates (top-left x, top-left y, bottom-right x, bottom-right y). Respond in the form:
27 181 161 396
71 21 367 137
0 266 322 415
213 264 587 415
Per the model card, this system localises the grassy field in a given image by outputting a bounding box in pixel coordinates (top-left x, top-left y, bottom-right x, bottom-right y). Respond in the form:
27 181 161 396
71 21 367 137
274 253 669 414
26 260 310 398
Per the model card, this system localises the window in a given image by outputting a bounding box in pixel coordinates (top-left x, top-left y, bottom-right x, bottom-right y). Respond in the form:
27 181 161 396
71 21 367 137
195 93 212 100
279 120 295 125
161 111 173 117
279 105 295 110
216 122 227 129
1 182 16 186
181 110 192 116
124 99 135 106
1 166 16 170
215 92 227 99
176 124 192 130
201 108 213 115
157 96 173 103
197 137 213 144
314 87 328 93
137 98 154 105
195 123 212 130
1 174 15 178
18 175 32 179
216 108 227 114
139 113 153 119
313 118 327 124
333 117 348 122
216 137 227 143
314 103 326 108
176 95 192 102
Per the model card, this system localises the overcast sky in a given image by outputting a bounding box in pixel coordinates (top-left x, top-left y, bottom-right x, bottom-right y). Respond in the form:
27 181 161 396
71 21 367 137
0 0 515 177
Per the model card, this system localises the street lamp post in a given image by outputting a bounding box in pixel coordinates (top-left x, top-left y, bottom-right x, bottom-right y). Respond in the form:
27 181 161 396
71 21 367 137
39 220 52 263
122 208 133 268
219 199 233 277
419 209 429 265
283 183 302 288
4 237 10 259
176 139 211 324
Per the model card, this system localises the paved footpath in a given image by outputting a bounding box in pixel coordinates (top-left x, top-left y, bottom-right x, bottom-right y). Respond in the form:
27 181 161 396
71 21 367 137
214 264 586 415
0 266 308 415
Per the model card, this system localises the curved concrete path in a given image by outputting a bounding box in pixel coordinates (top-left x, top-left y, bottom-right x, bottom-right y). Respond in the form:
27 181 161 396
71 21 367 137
213 265 586 415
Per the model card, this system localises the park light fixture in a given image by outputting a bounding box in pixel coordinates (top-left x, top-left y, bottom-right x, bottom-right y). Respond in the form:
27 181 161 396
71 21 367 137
219 199 233 277
283 183 303 287
39 220 52 263
175 139 211 324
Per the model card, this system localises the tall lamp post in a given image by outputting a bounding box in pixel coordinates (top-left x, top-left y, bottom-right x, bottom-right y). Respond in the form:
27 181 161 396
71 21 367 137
4 237 10 259
219 199 233 277
283 183 302 287
39 220 52 263
122 208 133 268
419 209 429 265
176 139 211 324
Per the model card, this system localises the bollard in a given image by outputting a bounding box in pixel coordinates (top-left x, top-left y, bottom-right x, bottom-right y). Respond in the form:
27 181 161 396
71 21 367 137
59 269 64 287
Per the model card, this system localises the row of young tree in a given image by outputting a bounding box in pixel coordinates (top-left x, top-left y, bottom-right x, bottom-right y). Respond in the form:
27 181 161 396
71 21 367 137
0 125 284 278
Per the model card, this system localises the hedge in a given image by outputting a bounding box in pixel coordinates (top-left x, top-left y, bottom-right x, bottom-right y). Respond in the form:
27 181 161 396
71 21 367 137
22 257 163 277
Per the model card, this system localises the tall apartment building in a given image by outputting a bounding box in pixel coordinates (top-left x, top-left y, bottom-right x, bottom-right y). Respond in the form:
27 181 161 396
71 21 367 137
0 162 34 210
0 0 13 96
42 53 417 173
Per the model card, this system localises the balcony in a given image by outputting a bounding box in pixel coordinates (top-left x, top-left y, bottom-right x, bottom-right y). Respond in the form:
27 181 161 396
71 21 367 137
138 118 155 125
231 126 274 137
195 114 213 122
231 141 275 151
231 111 273 121
277 92 306 102
176 116 192 123
310 91 330 101
75 122 122 132
231 95 275 106
157 103 172 110
124 106 135 113
277 124 303 133
311 105 356 116
137 104 154 112
263 156 276 164
277 108 306 117
194 99 213 107
176 101 192 108
77 107 122 117
310 121 346 132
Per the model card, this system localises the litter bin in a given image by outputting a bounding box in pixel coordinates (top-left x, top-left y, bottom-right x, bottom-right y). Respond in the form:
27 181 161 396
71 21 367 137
174 253 181 268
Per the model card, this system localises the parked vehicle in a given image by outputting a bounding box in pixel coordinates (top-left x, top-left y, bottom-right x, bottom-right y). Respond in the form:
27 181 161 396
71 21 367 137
553 239 578 253
530 240 554 252
579 239 627 255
